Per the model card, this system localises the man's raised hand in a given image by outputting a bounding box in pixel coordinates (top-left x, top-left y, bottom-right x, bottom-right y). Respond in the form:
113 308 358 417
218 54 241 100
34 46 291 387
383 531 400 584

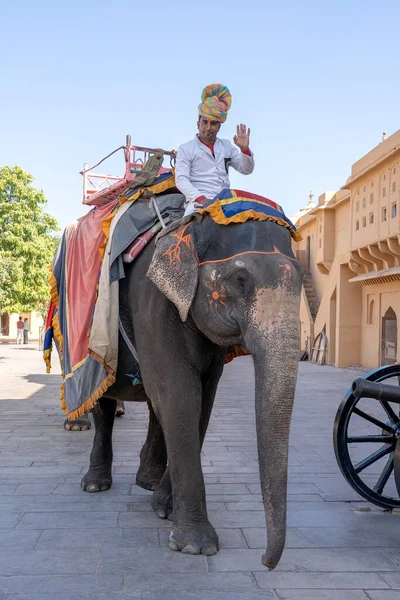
233 124 251 152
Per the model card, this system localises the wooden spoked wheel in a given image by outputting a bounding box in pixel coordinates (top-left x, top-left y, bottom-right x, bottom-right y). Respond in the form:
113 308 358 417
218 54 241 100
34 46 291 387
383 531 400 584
333 365 400 509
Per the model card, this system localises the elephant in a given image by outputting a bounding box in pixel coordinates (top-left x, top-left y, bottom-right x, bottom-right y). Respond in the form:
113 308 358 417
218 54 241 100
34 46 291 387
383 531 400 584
80 212 302 570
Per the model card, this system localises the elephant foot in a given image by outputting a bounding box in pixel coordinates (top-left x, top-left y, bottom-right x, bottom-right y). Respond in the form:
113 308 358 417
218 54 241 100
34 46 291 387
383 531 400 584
136 472 161 492
136 463 165 491
64 416 91 431
115 400 125 417
168 523 219 556
151 486 173 519
81 467 112 493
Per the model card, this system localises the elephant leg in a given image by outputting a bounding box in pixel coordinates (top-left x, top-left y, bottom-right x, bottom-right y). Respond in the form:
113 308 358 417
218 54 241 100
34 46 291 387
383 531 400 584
152 361 224 522
64 412 91 431
136 402 167 491
153 360 224 555
81 397 116 492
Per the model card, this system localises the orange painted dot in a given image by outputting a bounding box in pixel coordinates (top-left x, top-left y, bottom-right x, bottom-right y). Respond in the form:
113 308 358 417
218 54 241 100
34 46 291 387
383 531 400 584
285 264 291 270
212 291 220 300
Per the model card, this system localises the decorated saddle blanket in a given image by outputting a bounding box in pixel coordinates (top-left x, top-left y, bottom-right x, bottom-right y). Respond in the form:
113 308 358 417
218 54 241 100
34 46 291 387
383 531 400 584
198 188 301 241
43 171 182 420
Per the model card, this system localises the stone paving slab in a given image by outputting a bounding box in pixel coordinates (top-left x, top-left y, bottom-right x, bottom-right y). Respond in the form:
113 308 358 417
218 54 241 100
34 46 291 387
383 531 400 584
0 343 399 598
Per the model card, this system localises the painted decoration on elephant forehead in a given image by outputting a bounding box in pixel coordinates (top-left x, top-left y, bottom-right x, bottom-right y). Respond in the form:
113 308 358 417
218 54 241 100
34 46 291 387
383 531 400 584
197 189 302 242
207 281 228 308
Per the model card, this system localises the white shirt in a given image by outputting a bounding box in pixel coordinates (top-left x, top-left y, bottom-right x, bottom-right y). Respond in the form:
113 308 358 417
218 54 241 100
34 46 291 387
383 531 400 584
175 136 255 215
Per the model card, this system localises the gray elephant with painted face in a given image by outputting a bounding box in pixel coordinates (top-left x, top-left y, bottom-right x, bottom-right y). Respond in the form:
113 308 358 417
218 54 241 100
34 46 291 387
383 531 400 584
81 212 302 570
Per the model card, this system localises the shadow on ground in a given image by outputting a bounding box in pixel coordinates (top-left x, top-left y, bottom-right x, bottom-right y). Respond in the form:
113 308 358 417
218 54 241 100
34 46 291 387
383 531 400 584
23 374 62 385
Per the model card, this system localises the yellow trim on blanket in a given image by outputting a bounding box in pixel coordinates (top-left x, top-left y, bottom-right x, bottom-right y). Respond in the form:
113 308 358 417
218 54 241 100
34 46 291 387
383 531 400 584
62 349 116 419
43 348 52 374
119 172 176 207
99 203 120 260
60 382 67 414
52 312 63 352
48 266 59 308
219 195 283 212
87 348 116 374
63 356 88 381
44 263 64 373
66 371 116 420
198 202 303 242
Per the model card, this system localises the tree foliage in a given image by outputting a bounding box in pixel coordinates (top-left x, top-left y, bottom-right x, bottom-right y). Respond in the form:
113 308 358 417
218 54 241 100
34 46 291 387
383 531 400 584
0 166 60 314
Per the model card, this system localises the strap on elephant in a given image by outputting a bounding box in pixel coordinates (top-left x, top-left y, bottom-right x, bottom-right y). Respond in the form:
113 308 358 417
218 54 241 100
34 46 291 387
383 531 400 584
118 317 142 386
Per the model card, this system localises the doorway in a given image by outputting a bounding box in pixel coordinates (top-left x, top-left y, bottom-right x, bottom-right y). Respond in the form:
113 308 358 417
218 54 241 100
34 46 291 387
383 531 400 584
381 307 397 365
0 314 9 336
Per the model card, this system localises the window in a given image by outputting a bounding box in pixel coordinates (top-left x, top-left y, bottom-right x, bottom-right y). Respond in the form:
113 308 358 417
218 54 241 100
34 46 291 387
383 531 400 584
393 181 397 193
356 200 360 212
363 186 366 192
394 167 397 175
382 207 387 221
370 193 374 204
356 220 360 231
392 203 397 218
383 174 386 180
362 217 366 227
383 187 386 198
362 197 366 208
370 213 374 224
371 181 374 188
319 239 322 248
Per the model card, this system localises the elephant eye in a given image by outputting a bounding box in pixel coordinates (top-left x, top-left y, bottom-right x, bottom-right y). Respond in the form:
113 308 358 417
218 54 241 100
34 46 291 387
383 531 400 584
227 273 246 292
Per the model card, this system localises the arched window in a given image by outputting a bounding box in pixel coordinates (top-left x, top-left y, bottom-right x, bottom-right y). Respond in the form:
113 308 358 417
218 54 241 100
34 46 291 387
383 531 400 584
368 299 375 324
385 307 396 319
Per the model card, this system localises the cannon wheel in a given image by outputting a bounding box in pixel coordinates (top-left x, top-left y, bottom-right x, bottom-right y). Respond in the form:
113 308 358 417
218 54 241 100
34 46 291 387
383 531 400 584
333 364 400 509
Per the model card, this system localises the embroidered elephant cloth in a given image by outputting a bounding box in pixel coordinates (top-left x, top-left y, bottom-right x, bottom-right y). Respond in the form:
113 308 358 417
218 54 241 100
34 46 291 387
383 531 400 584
197 188 302 241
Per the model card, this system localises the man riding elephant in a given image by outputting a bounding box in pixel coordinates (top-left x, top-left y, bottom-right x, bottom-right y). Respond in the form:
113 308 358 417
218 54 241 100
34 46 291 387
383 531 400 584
64 83 254 432
175 83 255 214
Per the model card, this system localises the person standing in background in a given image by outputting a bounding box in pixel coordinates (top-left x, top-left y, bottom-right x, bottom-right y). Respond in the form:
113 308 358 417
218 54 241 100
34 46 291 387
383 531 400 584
23 318 29 344
16 317 24 345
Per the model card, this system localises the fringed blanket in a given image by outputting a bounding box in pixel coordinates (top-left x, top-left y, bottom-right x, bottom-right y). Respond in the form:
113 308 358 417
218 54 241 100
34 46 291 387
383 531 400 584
44 171 178 420
44 201 120 419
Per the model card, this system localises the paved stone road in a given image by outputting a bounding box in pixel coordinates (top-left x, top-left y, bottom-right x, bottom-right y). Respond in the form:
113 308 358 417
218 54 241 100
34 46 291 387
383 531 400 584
0 343 399 599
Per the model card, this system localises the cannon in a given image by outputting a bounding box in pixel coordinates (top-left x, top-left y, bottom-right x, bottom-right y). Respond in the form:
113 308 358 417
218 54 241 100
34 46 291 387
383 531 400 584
333 364 400 509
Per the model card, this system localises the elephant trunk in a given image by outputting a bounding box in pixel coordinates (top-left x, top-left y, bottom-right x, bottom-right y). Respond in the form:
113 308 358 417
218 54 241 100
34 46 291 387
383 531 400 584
244 287 300 570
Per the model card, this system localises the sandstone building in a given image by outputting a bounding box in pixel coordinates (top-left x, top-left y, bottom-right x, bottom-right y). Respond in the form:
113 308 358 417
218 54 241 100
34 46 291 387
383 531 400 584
293 129 400 368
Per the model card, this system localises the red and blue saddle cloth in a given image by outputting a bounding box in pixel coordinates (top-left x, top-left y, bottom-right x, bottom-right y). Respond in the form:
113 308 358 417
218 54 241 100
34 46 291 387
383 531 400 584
43 182 300 420
198 188 301 241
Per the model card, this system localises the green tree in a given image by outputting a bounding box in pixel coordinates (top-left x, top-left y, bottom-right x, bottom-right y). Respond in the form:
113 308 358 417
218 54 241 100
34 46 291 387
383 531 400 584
0 166 60 314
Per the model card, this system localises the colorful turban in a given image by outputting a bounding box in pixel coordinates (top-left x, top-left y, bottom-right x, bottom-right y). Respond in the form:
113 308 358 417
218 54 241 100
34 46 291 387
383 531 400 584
198 84 232 123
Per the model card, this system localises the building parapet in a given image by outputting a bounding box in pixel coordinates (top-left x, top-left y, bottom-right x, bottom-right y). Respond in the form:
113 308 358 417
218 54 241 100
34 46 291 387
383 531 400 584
343 130 400 189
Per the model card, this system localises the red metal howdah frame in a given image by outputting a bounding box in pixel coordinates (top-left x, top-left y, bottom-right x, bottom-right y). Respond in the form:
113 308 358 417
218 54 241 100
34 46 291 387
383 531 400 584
81 135 176 207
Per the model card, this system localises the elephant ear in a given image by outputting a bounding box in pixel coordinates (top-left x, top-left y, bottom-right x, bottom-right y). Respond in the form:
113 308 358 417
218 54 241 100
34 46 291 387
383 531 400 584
147 219 199 322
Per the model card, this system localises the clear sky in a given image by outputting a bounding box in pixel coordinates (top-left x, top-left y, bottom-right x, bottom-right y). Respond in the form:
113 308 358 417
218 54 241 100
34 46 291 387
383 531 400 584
1 0 399 229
